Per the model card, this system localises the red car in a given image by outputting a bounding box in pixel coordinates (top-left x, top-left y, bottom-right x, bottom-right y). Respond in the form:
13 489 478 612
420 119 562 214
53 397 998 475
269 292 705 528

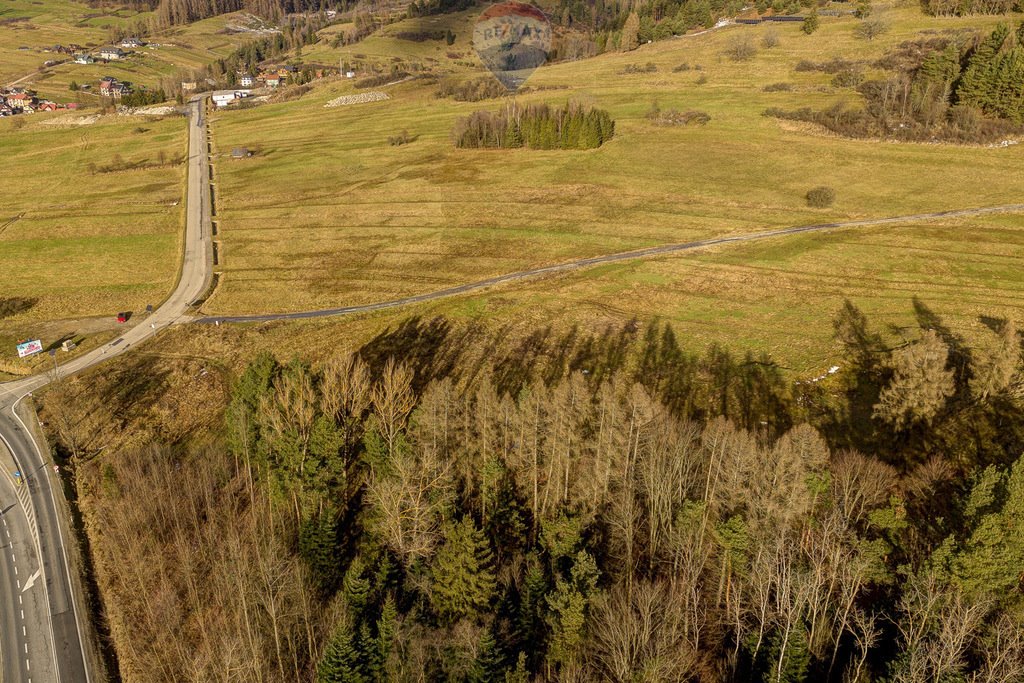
116 312 129 323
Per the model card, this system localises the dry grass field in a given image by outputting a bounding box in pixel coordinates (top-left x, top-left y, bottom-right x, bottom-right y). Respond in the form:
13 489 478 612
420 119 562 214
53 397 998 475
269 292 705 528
204 4 1023 334
0 112 187 372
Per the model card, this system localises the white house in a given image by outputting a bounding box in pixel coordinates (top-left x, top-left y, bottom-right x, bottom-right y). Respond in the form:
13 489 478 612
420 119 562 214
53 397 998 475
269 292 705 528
211 89 251 107
239 73 255 87
74 53 94 64
98 46 126 60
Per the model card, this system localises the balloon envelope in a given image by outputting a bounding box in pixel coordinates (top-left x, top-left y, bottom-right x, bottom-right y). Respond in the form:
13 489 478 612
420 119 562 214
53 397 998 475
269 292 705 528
473 2 551 91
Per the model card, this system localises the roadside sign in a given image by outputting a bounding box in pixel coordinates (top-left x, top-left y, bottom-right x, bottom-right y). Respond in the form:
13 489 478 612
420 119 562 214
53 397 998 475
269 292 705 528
16 339 43 358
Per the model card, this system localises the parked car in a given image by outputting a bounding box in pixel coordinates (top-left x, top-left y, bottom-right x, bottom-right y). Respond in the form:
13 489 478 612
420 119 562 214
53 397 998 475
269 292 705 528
116 312 129 323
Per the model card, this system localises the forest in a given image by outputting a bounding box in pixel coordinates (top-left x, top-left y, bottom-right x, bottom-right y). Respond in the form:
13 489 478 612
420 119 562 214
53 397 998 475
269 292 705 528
52 302 1024 683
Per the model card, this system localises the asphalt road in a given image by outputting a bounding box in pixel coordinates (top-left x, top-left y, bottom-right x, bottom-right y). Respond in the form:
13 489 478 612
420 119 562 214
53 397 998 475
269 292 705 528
197 203 1024 324
0 97 212 683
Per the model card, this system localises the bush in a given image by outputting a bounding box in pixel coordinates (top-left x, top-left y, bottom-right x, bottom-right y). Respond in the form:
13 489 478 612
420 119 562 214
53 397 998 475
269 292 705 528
620 62 658 74
355 71 409 89
436 76 506 101
725 36 757 61
761 29 780 49
855 18 889 41
831 69 864 88
696 73 709 85
647 108 712 125
673 62 691 72
388 129 414 146
763 82 794 92
806 186 836 208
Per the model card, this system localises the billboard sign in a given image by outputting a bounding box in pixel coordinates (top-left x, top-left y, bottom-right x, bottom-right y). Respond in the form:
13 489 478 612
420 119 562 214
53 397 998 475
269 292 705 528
16 339 43 358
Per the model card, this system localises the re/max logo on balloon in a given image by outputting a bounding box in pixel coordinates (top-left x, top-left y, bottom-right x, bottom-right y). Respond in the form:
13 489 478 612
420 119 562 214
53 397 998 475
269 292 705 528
478 23 550 44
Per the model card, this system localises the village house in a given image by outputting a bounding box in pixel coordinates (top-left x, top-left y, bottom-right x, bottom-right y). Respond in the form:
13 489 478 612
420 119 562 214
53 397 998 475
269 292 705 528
260 73 281 87
181 81 197 92
99 76 129 99
239 73 255 87
120 37 144 49
4 91 37 111
211 89 250 107
98 46 127 60
74 53 95 64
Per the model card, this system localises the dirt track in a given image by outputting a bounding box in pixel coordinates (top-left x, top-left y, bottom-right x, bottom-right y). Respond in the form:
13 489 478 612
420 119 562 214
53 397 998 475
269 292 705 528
197 203 1024 324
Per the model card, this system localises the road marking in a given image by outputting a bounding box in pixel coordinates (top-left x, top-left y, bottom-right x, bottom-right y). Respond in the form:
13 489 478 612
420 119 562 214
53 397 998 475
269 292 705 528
22 568 39 592
19 595 22 604
22 625 25 636
20 609 24 619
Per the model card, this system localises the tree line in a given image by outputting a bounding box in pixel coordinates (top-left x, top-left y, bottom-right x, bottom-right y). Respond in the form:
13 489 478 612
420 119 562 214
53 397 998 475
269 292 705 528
56 301 1024 682
452 102 615 150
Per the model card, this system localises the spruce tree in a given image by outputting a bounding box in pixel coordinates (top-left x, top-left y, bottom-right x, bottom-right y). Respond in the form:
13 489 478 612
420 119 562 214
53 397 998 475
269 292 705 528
318 620 367 683
621 12 640 51
429 517 497 623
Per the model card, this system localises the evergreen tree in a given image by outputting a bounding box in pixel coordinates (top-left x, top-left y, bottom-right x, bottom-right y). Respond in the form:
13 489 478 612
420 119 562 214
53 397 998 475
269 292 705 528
429 517 497 623
802 7 819 35
621 12 640 51
318 619 367 683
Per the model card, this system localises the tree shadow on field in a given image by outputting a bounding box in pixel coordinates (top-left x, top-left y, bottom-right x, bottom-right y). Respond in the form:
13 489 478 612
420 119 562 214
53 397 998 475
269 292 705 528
357 316 487 392
0 297 37 320
100 354 174 434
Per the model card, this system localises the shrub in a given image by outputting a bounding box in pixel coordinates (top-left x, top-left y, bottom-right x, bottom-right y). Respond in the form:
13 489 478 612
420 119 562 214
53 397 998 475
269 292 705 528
436 76 506 101
762 29 780 48
725 36 757 61
831 69 864 88
620 62 658 74
673 62 691 72
647 108 712 125
806 186 836 208
855 18 889 41
355 71 409 89
763 82 794 92
0 297 37 319
696 73 709 85
388 130 414 146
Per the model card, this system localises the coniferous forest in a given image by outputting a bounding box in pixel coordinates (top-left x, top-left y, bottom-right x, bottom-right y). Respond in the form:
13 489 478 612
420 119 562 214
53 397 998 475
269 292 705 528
50 303 1024 683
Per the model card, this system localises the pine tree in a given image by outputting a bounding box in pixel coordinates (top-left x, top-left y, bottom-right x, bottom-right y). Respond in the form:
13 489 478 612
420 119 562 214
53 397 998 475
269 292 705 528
429 517 497 623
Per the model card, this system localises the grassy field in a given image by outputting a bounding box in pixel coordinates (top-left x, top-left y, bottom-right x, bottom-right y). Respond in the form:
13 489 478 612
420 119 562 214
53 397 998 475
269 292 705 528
0 112 187 373
204 4 1023 325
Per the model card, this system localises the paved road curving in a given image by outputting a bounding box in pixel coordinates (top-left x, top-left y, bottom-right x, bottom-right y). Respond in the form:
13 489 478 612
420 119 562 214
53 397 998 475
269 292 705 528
0 97 212 683
197 203 1024 325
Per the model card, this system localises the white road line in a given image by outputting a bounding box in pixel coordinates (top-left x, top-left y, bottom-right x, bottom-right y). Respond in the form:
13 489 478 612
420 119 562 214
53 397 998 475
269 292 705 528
16 579 20 589
18 595 22 604
21 609 24 619
22 625 26 636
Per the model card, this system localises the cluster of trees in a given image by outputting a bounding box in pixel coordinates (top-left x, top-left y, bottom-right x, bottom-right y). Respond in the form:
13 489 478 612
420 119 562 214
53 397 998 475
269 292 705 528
406 0 475 17
436 76 508 102
766 25 1024 141
923 0 1021 17
452 102 614 150
63 302 1024 683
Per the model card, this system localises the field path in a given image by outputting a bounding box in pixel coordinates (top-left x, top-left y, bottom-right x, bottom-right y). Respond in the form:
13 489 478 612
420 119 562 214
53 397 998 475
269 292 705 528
197 203 1024 324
